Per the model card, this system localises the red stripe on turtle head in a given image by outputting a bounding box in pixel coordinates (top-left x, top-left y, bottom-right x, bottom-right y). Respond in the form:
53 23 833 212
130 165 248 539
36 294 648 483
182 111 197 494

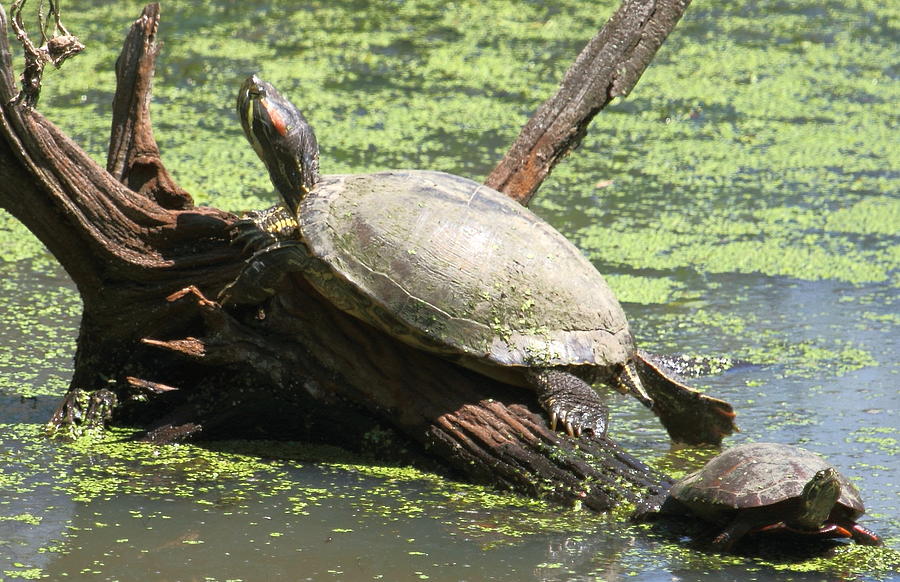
261 98 289 136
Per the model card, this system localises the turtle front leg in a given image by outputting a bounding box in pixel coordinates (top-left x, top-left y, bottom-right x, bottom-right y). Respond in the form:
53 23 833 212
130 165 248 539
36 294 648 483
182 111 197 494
219 240 309 306
231 204 299 252
219 205 308 306
846 522 883 546
527 368 609 437
709 516 756 552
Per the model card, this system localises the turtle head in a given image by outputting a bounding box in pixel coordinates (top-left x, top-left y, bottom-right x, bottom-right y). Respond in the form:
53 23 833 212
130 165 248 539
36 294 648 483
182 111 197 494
237 74 320 215
794 467 841 530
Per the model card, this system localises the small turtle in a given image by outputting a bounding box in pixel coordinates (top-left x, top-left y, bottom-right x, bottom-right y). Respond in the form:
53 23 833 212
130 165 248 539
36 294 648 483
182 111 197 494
635 442 882 551
221 75 736 442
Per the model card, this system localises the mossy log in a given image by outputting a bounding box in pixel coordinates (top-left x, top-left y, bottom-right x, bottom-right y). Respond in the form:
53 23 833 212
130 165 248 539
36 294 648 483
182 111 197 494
0 2 706 511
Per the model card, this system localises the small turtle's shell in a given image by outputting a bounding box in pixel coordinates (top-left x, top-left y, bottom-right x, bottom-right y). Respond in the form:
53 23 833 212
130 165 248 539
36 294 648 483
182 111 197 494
670 442 865 523
297 170 633 371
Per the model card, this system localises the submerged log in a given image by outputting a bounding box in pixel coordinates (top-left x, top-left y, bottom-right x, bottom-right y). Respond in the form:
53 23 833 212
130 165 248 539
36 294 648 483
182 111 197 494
0 2 717 510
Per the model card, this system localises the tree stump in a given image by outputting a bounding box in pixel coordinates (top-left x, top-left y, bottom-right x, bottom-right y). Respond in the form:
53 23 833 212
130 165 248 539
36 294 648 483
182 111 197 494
0 2 727 512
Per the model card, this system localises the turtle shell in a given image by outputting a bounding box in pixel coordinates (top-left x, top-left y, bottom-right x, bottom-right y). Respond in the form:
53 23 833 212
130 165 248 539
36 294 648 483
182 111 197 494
296 170 633 372
670 442 865 523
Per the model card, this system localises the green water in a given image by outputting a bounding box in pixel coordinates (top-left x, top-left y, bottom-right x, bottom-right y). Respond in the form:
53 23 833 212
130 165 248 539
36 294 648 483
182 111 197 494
1 1 897 580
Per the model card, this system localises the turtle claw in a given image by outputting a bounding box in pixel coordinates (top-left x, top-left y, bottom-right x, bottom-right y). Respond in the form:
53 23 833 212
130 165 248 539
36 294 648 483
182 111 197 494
228 205 301 255
557 409 577 437
558 408 584 438
529 368 609 438
548 400 585 437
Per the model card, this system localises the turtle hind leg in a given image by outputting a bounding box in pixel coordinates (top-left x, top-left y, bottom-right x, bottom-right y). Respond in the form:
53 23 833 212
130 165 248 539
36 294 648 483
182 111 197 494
634 350 738 446
526 367 608 437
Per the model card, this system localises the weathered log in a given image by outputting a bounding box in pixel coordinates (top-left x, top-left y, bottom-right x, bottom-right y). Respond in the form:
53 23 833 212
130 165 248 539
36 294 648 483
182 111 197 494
164 283 667 510
0 3 700 510
486 0 691 205
0 5 240 393
106 2 190 209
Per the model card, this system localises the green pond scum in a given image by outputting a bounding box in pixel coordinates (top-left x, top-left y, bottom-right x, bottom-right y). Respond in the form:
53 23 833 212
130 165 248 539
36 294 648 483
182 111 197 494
2 0 897 290
0 424 612 567
0 263 80 400
626 532 900 580
0 0 897 580
5 422 892 580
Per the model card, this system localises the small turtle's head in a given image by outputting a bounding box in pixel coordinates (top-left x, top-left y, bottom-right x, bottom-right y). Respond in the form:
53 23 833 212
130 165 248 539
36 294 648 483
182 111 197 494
795 467 841 530
237 74 320 215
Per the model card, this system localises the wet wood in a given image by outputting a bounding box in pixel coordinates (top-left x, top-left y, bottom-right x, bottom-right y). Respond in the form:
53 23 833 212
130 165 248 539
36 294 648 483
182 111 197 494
0 2 697 510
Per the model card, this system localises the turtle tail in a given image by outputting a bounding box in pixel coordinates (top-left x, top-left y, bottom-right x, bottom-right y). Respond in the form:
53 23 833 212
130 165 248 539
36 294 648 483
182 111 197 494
631 350 737 446
617 360 654 409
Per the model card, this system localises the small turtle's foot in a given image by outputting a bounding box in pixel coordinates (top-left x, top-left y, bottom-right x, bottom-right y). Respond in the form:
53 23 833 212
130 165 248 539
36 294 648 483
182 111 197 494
709 532 738 553
849 523 883 546
218 241 308 306
707 518 753 553
527 368 608 437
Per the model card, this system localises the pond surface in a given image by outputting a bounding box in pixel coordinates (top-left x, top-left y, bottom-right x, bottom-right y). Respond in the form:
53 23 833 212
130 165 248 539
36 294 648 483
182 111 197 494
1 1 898 580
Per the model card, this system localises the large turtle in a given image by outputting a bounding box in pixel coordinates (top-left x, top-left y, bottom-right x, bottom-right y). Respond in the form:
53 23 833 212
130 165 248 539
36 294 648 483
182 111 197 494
220 75 736 441
634 442 882 551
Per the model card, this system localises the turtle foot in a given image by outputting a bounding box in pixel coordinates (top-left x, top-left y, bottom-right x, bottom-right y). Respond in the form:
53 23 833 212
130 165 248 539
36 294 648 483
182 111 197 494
231 205 299 252
527 368 608 437
709 532 738 552
849 524 883 546
218 241 308 306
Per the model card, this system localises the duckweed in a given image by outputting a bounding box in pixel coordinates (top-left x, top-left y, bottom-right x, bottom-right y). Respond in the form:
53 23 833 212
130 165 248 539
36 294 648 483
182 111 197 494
0 0 896 580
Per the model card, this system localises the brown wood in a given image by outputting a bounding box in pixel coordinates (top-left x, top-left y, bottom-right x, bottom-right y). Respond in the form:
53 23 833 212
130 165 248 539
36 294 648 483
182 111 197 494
106 2 191 209
0 4 239 402
0 2 701 510
485 0 691 205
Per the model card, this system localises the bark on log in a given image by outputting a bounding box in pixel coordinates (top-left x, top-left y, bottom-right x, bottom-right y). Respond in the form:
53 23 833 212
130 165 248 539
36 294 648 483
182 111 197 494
0 3 699 511
486 0 691 205
106 3 191 210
